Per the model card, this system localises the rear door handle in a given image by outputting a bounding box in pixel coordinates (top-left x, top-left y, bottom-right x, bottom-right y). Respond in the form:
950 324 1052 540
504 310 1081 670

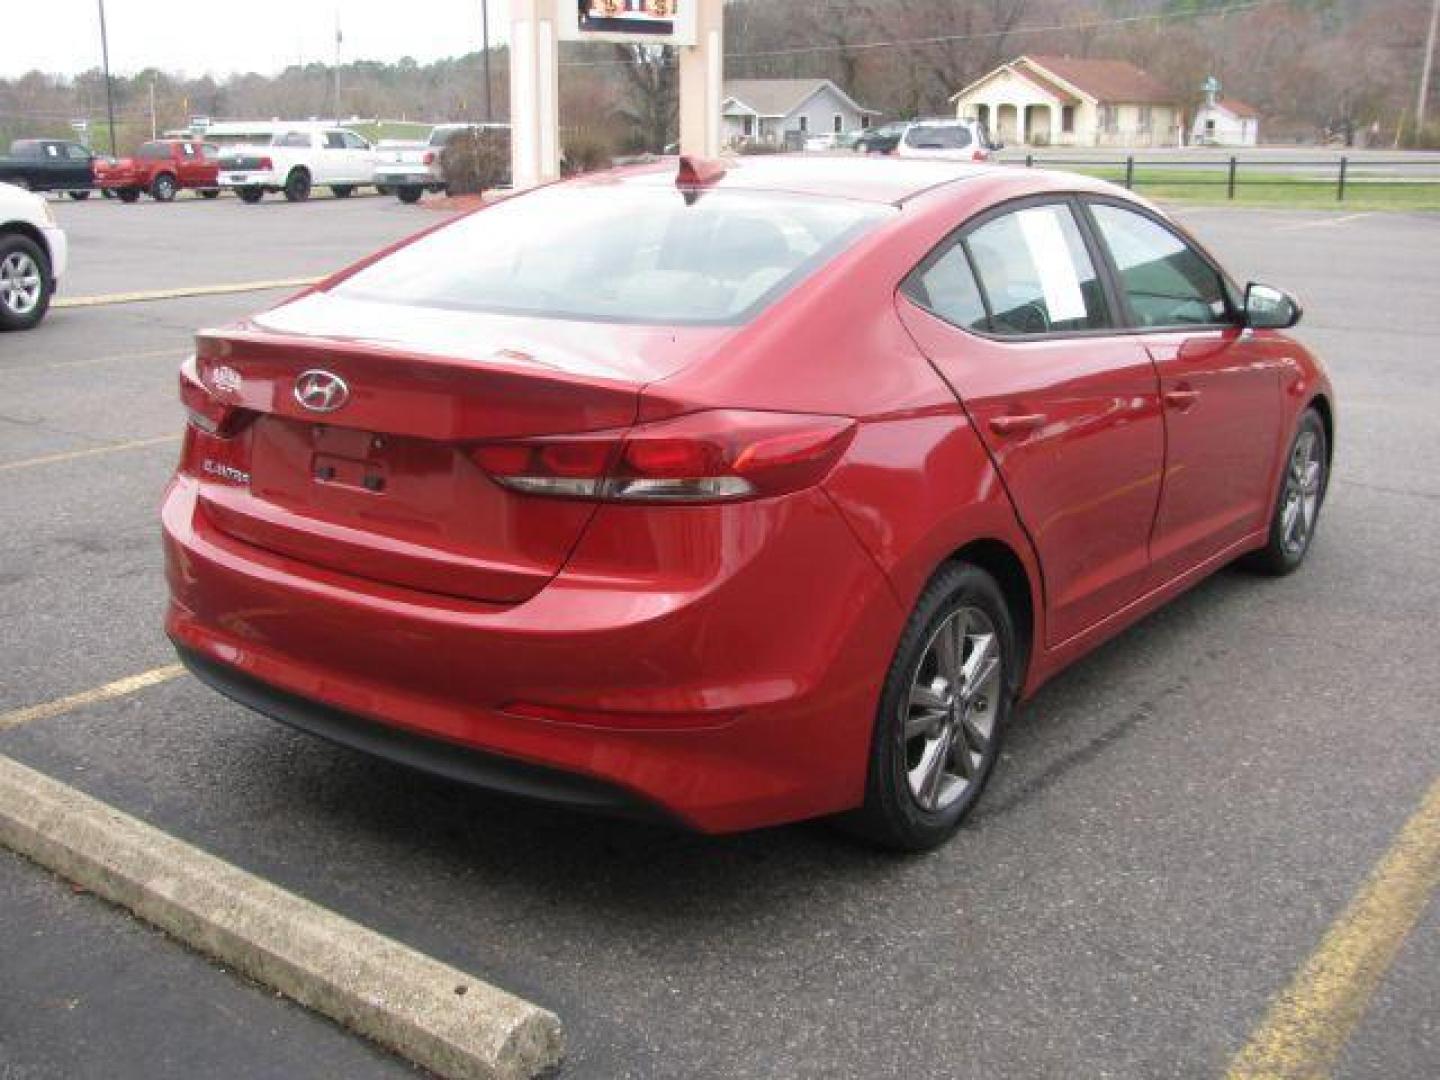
1164 389 1201 411
988 413 1047 436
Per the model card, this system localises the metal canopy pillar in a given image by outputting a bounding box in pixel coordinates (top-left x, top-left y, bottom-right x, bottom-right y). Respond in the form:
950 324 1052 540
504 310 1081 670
510 0 561 190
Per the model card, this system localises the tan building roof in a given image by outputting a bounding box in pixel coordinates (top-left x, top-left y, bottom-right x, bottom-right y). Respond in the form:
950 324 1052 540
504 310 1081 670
1214 97 1260 119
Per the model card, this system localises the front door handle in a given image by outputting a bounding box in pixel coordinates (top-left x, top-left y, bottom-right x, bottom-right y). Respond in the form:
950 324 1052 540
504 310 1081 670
988 413 1047 436
1164 388 1201 411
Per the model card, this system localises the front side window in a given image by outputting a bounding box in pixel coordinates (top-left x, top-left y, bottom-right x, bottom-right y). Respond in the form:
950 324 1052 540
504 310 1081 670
1089 203 1230 327
65 144 91 160
341 131 368 150
964 204 1110 335
325 132 348 149
331 186 892 326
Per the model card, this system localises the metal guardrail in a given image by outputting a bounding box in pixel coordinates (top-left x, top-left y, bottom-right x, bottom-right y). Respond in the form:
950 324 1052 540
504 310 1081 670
1015 154 1440 202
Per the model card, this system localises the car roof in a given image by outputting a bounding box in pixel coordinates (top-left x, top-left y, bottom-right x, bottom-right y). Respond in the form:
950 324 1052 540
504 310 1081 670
587 155 1006 206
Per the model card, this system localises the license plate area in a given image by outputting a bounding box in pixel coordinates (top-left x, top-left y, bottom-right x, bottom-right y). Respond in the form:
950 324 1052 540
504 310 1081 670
311 427 392 494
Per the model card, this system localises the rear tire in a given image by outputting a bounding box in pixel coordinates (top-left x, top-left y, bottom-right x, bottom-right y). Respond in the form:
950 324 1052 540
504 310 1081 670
151 173 177 202
117 187 141 204
844 562 1016 851
0 234 53 332
1241 408 1328 576
282 169 311 202
330 185 354 199
68 190 91 201
200 188 221 200
396 186 423 204
237 187 264 204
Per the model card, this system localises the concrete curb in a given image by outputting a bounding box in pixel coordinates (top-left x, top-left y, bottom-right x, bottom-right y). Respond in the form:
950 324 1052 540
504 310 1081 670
0 754 564 1079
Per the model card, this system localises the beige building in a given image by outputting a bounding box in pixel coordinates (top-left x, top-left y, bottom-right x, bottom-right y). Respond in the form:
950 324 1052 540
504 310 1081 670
951 55 1185 149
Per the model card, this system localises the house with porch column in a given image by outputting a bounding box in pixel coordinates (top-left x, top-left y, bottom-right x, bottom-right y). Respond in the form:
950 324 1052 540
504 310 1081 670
950 55 1185 149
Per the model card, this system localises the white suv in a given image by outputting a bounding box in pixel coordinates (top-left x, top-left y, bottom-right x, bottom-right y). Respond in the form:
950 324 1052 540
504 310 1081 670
218 127 380 203
0 181 67 331
895 119 997 163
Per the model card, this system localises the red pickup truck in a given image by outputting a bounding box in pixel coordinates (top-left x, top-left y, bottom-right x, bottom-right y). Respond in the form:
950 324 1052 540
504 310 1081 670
94 140 222 202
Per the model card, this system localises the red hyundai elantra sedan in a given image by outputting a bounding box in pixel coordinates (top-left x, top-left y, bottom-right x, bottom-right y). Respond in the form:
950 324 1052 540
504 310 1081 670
163 156 1333 849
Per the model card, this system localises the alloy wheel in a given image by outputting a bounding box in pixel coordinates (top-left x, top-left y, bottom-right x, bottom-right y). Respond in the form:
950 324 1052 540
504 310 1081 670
903 606 1003 813
0 251 42 316
1279 428 1323 556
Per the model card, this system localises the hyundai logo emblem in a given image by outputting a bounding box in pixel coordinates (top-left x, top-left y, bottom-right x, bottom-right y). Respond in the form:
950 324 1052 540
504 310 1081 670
294 370 350 413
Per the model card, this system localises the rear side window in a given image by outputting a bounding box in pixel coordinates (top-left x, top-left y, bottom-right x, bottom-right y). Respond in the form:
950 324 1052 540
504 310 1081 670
965 204 1110 335
905 125 972 150
1088 204 1231 327
138 142 169 160
904 244 988 332
332 186 892 326
277 131 312 148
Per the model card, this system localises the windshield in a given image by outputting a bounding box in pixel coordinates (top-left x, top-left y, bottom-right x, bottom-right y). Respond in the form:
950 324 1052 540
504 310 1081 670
332 185 892 326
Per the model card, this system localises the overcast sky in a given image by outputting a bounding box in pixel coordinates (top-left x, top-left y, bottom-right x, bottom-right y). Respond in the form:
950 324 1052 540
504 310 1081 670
1 0 516 79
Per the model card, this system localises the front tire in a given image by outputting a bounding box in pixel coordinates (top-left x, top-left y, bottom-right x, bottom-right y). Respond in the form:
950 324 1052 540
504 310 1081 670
151 173 177 202
0 234 53 332
1242 408 1328 576
68 190 92 201
237 187 264 204
330 185 354 199
846 563 1016 851
117 187 141 204
200 188 221 199
283 169 311 202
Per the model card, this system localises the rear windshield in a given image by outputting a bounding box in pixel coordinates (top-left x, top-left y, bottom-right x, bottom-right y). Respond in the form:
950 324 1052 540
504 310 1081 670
429 127 464 146
905 125 972 149
331 185 893 326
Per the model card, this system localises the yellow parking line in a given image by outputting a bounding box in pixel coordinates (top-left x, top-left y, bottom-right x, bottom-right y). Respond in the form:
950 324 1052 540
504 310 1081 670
0 433 181 473
0 664 185 732
55 277 320 308
1227 775 1440 1079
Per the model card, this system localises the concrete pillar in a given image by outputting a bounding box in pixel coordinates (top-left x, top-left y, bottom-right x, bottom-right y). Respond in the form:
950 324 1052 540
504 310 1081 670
678 0 725 158
510 0 561 190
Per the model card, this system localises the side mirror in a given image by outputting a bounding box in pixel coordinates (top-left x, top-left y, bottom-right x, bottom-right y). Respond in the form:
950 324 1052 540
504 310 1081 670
1244 282 1303 330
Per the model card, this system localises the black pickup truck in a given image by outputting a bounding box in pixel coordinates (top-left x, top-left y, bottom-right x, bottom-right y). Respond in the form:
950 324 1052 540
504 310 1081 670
0 139 97 198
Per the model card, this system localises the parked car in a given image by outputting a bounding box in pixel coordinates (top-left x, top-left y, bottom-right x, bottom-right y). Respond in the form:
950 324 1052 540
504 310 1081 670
0 181 67 330
217 127 379 203
895 118 997 162
164 157 1332 850
855 121 907 155
94 139 222 203
0 139 97 198
376 124 510 204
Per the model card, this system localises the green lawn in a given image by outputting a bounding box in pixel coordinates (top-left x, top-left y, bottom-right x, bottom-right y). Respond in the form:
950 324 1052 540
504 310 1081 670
1053 166 1440 211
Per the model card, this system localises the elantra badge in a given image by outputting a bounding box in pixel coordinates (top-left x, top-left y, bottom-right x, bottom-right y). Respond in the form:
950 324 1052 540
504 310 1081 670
294 370 350 413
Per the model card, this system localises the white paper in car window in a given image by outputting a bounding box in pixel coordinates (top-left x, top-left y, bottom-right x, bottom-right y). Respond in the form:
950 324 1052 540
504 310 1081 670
1017 208 1086 324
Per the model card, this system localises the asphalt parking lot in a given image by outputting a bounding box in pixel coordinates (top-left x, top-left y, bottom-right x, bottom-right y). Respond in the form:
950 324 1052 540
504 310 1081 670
2 193 1438 1078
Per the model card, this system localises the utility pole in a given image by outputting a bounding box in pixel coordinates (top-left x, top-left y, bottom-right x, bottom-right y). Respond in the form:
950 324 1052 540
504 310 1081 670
97 0 117 156
149 78 157 140
481 0 493 124
1419 0 1439 134
334 10 343 124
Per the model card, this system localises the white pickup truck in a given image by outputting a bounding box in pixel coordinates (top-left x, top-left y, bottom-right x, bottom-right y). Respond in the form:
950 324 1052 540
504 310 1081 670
375 124 509 204
217 127 380 203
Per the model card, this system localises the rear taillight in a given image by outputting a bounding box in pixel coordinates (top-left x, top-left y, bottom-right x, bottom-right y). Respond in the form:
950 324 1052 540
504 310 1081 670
471 410 855 504
179 354 249 437
422 151 436 166
258 156 273 170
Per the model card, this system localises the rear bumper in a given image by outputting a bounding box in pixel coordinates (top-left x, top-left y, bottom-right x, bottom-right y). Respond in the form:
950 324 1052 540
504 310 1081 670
162 475 903 832
219 170 280 189
375 167 439 186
